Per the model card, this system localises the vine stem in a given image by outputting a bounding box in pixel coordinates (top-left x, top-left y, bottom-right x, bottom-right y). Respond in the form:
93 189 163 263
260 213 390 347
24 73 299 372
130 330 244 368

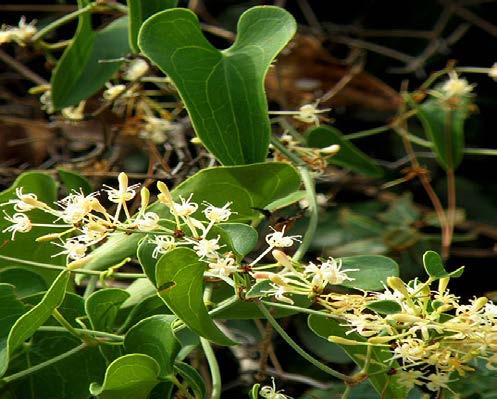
341 385 352 399
293 166 318 262
37 326 123 342
256 302 351 382
1 344 87 384
270 136 317 262
0 255 145 279
200 338 221 399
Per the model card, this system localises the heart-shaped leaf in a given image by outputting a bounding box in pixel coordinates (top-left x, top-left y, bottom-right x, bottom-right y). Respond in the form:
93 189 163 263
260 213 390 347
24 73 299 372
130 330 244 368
0 268 47 298
89 354 161 399
173 361 206 399
124 315 180 377
139 7 296 164
155 248 235 346
127 0 178 52
423 250 464 279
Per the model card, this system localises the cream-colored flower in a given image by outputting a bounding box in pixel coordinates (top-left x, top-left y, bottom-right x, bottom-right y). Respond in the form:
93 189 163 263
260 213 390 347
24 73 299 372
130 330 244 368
136 212 160 232
151 235 176 258
171 194 198 218
439 71 475 98
2 212 32 239
265 226 301 248
208 255 238 277
124 59 149 81
192 237 221 260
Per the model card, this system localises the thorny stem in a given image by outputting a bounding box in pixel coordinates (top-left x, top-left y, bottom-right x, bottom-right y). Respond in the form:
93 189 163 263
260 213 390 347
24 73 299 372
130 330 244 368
1 344 87 384
256 301 352 382
0 255 145 279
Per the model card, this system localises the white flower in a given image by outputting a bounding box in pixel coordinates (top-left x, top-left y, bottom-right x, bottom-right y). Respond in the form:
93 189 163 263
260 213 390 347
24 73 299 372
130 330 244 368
2 212 32 239
76 224 108 245
103 173 140 204
208 255 238 277
396 370 424 390
124 59 149 81
151 235 176 258
171 194 198 218
203 202 233 223
265 226 301 248
259 378 289 399
61 101 85 121
488 63 497 81
2 187 40 212
103 83 126 101
57 192 96 224
39 91 54 114
139 116 173 144
293 103 330 125
305 257 357 287
425 373 451 392
439 71 475 98
136 212 160 232
0 17 37 46
52 238 87 260
273 285 294 305
192 237 221 260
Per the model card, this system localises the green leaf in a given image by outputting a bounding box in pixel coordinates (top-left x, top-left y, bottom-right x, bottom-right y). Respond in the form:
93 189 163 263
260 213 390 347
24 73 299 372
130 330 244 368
89 353 161 399
0 268 47 298
307 126 383 177
139 7 296 164
137 238 159 286
245 280 273 299
216 223 258 258
155 248 235 346
308 315 407 399
340 255 399 291
0 172 62 283
422 250 464 279
4 294 106 399
366 300 402 315
51 0 130 110
85 288 130 332
412 95 471 170
0 284 27 339
124 315 180 377
127 0 178 52
173 361 206 399
0 271 69 377
170 162 301 222
80 162 300 276
58 169 92 195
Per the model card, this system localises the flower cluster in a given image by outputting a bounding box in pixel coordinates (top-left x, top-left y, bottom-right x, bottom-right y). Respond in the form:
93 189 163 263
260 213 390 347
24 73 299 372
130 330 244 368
316 275 497 394
0 17 37 46
0 173 237 271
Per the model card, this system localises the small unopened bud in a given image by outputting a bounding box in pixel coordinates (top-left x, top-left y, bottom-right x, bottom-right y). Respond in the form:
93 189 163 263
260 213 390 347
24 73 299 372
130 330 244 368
191 137 202 145
320 144 340 156
36 233 62 242
328 336 360 346
253 272 271 280
368 335 395 345
140 187 150 210
157 181 173 206
118 172 128 191
269 274 288 287
387 277 410 297
67 256 91 270
90 198 107 214
22 196 46 208
438 277 450 294
272 250 293 269
472 297 488 312
388 314 420 323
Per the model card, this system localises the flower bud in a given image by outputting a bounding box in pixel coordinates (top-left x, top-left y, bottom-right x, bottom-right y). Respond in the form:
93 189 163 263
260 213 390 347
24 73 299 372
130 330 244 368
140 187 150 210
157 181 173 206
320 144 340 156
36 232 62 242
272 250 293 269
387 277 410 297
67 255 92 270
368 335 395 345
328 336 360 346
